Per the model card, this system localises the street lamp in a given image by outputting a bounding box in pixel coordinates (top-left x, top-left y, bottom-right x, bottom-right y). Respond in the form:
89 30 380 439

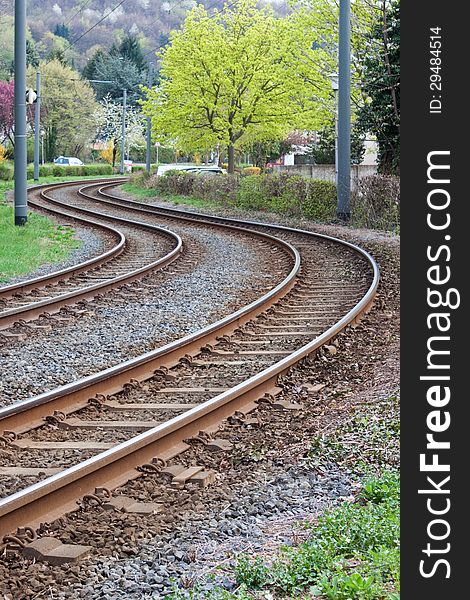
329 73 339 187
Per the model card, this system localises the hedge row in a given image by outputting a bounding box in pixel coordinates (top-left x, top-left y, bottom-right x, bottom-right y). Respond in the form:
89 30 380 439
135 170 338 222
0 162 114 181
133 170 400 231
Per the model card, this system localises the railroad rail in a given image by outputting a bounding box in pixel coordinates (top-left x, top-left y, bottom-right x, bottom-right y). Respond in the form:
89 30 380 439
0 179 379 551
0 179 182 331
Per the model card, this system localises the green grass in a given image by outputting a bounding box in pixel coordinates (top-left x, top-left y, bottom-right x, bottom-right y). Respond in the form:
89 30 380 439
237 472 399 599
167 395 400 600
0 175 121 282
121 183 221 211
167 473 399 600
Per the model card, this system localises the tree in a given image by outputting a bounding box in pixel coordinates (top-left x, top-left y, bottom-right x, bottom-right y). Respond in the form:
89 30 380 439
0 79 14 146
27 39 40 69
113 35 146 74
309 120 365 165
26 61 100 159
95 94 146 167
0 16 15 80
142 0 330 173
54 23 71 40
356 0 400 173
84 36 147 103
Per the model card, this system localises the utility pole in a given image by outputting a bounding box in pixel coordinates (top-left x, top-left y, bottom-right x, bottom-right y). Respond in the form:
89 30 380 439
146 65 154 174
14 0 28 225
34 71 41 182
120 88 127 175
337 0 351 221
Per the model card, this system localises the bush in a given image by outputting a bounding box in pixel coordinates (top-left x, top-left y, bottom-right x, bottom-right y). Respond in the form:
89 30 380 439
0 161 14 181
81 164 113 176
351 175 400 231
192 173 239 204
136 169 338 222
238 175 269 210
237 172 336 220
243 166 261 176
156 170 196 196
23 163 114 180
302 179 337 221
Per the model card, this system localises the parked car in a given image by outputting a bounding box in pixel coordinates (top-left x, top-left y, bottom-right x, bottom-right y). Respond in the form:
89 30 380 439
156 164 226 176
53 156 84 166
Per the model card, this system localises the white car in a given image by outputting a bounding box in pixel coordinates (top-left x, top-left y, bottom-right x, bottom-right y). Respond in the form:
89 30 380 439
54 156 84 166
156 164 226 176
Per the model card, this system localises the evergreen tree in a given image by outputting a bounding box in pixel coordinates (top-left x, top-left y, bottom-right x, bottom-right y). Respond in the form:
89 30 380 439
357 0 400 173
54 23 71 40
26 39 40 69
115 35 146 73
83 36 146 103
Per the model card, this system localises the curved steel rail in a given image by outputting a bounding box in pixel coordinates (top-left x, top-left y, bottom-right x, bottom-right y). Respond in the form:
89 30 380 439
0 179 127 299
0 183 379 537
0 180 183 330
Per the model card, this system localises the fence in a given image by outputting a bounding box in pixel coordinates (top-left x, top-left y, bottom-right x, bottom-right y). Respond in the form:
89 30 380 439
273 164 377 189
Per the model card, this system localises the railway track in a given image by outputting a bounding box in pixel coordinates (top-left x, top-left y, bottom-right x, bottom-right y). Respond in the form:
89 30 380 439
0 179 379 561
0 180 182 333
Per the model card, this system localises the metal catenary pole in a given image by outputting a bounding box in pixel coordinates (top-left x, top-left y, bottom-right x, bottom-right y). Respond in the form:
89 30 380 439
146 65 154 174
145 117 151 173
120 89 127 175
337 0 351 221
14 0 28 225
34 71 41 182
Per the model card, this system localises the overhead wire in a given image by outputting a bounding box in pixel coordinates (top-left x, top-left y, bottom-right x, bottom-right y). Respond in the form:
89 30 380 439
62 0 95 28
142 0 240 59
43 0 129 67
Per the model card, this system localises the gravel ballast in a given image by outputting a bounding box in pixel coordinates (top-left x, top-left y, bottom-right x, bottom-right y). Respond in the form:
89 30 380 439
0 191 399 599
0 225 283 405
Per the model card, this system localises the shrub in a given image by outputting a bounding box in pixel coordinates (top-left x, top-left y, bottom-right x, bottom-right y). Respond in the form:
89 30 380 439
302 179 337 221
155 170 196 196
192 173 239 204
81 164 113 176
0 145 7 164
238 175 269 210
0 161 14 181
243 166 261 176
351 175 400 231
130 170 151 187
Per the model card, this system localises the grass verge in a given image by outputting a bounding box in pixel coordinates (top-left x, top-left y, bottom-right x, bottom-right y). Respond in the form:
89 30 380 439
167 471 399 600
0 175 120 282
121 183 221 212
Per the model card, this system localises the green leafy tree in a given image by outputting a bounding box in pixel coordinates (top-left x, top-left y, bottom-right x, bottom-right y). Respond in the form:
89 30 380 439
309 120 365 165
27 61 99 159
357 0 400 173
142 0 330 173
